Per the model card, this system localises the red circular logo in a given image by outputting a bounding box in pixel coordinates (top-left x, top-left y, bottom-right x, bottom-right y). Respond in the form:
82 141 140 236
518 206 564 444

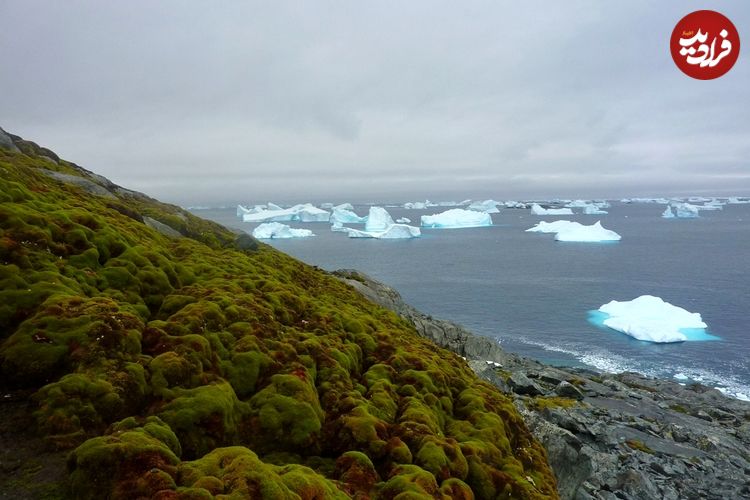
670 10 740 80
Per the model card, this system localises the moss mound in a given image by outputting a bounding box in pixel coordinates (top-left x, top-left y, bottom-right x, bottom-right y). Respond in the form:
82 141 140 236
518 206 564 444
0 133 558 498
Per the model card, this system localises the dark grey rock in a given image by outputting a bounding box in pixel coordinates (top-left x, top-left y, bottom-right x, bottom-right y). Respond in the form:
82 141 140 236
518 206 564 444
235 233 260 252
0 127 20 152
143 217 182 238
508 372 545 396
38 168 116 199
556 381 585 400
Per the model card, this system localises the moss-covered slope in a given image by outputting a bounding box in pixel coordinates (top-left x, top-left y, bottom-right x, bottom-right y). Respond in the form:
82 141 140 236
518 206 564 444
0 129 558 499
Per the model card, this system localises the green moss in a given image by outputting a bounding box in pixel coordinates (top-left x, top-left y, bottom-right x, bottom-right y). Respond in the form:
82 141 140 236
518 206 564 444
248 373 324 453
0 142 559 499
157 382 249 459
67 417 180 500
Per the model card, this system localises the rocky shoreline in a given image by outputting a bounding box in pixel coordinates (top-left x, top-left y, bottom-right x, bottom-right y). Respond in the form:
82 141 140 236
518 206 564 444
334 269 750 500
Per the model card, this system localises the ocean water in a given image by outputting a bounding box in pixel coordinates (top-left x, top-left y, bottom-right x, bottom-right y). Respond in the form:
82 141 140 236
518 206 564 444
197 203 750 399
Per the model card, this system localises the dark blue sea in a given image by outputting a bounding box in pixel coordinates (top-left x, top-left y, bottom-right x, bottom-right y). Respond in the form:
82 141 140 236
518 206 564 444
196 202 750 400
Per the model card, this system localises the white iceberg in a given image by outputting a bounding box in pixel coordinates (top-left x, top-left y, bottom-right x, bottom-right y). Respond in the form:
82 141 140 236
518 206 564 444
530 203 574 216
621 198 670 204
526 220 620 242
340 207 421 239
242 203 330 223
320 202 334 209
662 206 675 218
504 201 527 209
583 204 608 215
597 295 707 343
252 222 314 239
346 224 421 239
525 220 582 234
467 199 501 213
672 203 699 218
396 217 411 223
564 199 592 208
365 206 395 232
421 208 492 228
330 221 349 233
330 207 367 224
333 202 354 211
554 221 620 241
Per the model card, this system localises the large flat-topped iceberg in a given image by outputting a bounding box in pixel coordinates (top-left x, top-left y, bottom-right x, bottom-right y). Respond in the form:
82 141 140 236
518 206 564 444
530 203 574 216
241 203 330 223
421 208 492 228
467 199 502 213
252 222 314 239
597 295 707 343
526 220 621 242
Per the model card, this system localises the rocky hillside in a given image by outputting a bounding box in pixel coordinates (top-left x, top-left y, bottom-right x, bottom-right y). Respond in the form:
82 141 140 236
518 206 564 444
0 126 558 499
335 270 750 500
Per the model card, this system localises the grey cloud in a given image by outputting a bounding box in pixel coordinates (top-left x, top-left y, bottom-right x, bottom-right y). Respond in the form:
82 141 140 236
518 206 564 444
1 0 748 205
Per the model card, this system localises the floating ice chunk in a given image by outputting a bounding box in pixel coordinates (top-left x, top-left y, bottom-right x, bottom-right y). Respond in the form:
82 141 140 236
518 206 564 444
673 373 688 380
403 200 428 209
396 217 411 223
243 207 296 222
330 221 349 233
583 204 608 215
365 207 395 231
554 221 620 242
346 224 421 239
564 200 591 208
331 207 367 224
242 203 330 223
621 198 670 204
597 295 707 343
252 222 314 239
727 197 750 204
530 203 574 215
341 207 420 238
525 220 581 234
468 199 501 213
526 220 620 241
504 200 527 209
672 203 699 218
320 202 334 209
421 208 492 228
333 202 354 211
662 206 675 219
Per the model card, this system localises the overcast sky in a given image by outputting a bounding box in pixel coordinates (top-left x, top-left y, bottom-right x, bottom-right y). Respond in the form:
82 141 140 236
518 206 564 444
1 1 748 205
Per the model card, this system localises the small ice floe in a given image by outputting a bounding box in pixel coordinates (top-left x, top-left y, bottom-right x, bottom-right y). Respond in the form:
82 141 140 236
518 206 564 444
530 203 574 216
